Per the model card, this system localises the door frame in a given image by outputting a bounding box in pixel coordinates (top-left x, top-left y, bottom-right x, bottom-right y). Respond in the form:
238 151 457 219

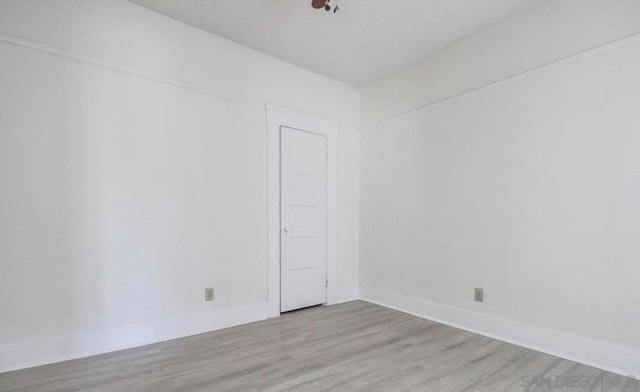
266 105 339 318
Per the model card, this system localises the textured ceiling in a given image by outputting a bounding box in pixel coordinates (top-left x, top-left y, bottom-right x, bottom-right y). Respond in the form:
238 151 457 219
128 0 538 86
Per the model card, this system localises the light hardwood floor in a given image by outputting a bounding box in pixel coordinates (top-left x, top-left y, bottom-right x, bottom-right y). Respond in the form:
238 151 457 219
0 301 637 391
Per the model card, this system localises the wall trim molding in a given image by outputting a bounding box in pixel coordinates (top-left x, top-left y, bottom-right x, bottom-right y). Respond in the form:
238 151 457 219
361 286 640 379
365 31 640 128
0 302 269 374
0 32 261 109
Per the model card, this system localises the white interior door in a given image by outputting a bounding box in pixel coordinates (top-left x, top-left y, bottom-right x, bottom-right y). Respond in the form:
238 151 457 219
280 126 327 312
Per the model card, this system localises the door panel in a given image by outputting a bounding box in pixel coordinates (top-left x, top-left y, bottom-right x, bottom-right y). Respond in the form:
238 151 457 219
280 126 327 312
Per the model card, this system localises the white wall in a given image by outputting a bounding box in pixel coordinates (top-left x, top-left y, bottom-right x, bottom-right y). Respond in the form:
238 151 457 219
362 0 640 125
360 0 640 377
338 129 361 296
0 0 359 371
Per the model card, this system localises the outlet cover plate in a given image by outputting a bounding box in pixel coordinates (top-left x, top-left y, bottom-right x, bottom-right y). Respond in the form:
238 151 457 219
205 288 214 302
475 288 484 302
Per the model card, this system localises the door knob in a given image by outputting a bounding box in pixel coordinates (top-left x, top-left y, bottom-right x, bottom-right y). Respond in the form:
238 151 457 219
283 226 292 234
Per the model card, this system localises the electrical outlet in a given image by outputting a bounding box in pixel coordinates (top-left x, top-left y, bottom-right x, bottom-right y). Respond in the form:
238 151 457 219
475 288 484 302
205 288 214 302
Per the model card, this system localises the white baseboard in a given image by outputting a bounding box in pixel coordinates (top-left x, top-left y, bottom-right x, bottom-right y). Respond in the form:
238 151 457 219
360 286 640 378
0 302 269 373
337 286 360 304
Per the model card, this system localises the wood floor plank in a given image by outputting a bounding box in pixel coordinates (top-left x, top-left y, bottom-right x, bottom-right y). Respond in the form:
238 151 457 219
0 301 637 392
